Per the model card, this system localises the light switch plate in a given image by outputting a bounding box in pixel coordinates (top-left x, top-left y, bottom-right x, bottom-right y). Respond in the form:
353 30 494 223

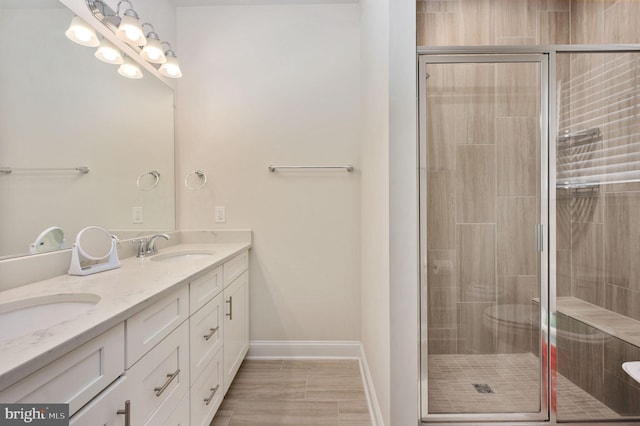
132 206 143 224
215 206 226 223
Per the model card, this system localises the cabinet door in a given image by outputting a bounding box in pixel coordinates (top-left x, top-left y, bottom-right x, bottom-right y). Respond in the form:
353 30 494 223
223 270 249 394
126 321 189 426
190 292 223 384
69 376 127 426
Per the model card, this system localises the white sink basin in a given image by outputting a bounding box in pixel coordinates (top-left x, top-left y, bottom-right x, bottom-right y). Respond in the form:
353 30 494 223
150 250 216 263
622 361 640 384
0 293 100 342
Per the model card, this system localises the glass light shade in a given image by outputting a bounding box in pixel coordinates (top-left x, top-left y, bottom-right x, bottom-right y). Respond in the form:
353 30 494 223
116 13 146 46
118 56 143 79
94 39 124 64
65 16 99 47
141 36 166 64
159 56 182 78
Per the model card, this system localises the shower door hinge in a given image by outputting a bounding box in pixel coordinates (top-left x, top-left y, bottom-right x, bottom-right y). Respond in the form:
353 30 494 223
535 224 543 252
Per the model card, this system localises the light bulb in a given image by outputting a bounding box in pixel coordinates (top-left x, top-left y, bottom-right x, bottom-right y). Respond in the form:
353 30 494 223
95 38 124 65
117 56 143 79
65 16 99 47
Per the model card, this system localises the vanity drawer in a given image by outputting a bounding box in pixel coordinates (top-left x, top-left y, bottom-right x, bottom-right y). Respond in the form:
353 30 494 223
190 265 223 313
126 321 189 426
190 349 223 426
190 292 223 384
163 391 190 426
69 375 127 425
223 250 248 287
0 323 124 416
126 285 188 368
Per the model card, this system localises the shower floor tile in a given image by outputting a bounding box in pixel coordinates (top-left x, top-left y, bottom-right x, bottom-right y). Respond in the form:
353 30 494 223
427 353 621 421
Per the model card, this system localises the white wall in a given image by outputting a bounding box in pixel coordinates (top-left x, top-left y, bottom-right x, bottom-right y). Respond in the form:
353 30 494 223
360 0 417 424
176 4 361 342
359 0 391 423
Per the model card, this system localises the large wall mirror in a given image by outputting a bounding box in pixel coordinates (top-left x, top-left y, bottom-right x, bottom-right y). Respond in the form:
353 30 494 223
0 0 175 260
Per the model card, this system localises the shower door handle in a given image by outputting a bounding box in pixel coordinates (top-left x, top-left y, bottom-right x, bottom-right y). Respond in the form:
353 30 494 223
535 224 543 252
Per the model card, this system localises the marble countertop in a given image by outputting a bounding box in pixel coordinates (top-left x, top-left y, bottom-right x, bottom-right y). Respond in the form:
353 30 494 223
0 241 251 390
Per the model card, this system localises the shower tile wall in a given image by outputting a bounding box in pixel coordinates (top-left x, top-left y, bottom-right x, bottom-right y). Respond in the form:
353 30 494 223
420 0 568 356
420 0 640 418
425 61 540 355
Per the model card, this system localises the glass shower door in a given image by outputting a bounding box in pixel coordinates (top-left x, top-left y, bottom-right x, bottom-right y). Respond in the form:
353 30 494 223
419 54 548 422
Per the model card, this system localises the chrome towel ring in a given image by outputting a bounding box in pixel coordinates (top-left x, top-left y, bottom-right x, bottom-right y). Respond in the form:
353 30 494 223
185 170 207 191
137 170 160 191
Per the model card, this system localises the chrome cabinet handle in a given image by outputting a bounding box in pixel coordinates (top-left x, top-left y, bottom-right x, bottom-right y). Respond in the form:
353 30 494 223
204 385 220 406
154 368 180 397
116 400 131 426
226 296 233 320
204 326 220 341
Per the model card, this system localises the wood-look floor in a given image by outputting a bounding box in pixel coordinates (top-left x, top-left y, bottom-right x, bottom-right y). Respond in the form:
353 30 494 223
210 359 372 426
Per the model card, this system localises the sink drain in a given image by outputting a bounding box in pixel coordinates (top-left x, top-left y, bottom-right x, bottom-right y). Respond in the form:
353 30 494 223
472 383 495 394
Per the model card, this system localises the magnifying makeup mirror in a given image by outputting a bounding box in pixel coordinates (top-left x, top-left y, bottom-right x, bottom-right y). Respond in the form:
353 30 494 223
29 226 66 254
68 226 120 276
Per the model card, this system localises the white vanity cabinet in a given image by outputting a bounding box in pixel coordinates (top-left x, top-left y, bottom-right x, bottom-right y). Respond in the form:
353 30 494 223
222 253 250 394
1 246 250 426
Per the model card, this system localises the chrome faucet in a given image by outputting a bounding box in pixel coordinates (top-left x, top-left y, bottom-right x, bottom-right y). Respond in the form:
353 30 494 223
137 233 171 257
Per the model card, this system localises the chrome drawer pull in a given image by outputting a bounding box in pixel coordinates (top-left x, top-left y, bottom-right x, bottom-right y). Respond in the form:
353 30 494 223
154 368 180 397
116 400 131 426
204 385 220 406
226 296 233 320
204 326 220 341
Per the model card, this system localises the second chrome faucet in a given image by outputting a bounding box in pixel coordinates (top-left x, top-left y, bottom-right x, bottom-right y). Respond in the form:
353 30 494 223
137 233 171 257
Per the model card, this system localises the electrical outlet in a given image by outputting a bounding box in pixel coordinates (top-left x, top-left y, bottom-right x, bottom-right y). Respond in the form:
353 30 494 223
132 206 143 224
215 206 226 223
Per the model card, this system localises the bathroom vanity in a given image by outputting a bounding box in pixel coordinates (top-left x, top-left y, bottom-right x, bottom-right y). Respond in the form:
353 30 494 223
0 235 250 426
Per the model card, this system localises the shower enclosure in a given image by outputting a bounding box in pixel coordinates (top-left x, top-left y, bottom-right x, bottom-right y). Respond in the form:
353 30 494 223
419 48 640 424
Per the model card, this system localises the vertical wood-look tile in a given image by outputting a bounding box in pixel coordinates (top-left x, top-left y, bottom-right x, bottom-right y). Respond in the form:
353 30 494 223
456 145 496 223
426 92 457 171
457 224 496 302
417 12 461 46
453 63 496 145
570 0 605 44
496 117 538 197
427 250 457 328
571 221 604 305
604 192 640 292
427 171 455 249
497 196 538 276
538 11 570 44
459 0 495 46
495 63 539 118
495 0 536 39
456 302 496 354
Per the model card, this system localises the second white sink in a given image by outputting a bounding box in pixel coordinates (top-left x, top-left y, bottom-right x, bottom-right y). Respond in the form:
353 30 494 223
150 250 216 263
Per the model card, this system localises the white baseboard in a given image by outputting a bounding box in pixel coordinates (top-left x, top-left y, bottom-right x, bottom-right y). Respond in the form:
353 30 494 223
247 340 384 426
360 344 384 426
247 340 361 358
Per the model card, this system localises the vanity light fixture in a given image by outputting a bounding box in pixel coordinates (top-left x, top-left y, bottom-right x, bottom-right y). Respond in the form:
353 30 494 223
65 16 99 47
118 55 143 79
158 42 183 78
115 0 146 47
94 37 124 64
140 24 166 64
